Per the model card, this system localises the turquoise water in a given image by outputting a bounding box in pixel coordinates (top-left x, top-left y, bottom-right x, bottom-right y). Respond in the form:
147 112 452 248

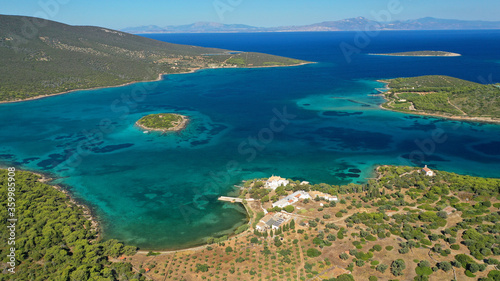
1 31 499 249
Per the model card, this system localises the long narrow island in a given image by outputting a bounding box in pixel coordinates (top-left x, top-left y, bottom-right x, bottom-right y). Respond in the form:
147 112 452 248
136 113 189 132
370 51 461 57
380 75 500 123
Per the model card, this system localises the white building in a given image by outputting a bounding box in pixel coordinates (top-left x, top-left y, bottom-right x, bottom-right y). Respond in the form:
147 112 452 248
273 197 295 208
422 165 435 176
272 190 311 208
309 191 338 201
255 222 267 232
268 217 286 230
255 213 289 232
265 175 289 190
291 191 311 200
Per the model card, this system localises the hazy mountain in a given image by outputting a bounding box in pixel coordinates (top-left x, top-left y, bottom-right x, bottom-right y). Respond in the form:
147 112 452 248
122 22 260 34
123 17 500 34
120 25 167 34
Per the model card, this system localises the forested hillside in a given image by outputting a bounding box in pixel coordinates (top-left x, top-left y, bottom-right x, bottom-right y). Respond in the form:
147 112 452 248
0 15 306 102
0 169 142 280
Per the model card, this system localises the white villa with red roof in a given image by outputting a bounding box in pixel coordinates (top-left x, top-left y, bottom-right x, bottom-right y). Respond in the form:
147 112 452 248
422 165 435 176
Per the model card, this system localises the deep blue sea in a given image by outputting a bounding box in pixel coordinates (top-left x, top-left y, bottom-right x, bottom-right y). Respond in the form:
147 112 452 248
1 31 499 249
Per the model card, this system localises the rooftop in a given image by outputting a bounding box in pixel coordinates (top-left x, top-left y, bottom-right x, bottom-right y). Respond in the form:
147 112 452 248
309 191 337 198
423 165 432 172
265 218 277 227
267 175 286 182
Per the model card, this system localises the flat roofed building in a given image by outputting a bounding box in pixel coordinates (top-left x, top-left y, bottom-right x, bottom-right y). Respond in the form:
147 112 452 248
309 191 338 201
265 175 289 190
272 190 312 208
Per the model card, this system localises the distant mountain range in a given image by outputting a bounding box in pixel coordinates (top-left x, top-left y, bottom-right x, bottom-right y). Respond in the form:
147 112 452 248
122 17 500 34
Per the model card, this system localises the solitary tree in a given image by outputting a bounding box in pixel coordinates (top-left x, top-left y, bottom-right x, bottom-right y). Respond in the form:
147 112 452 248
195 263 209 272
284 205 295 213
391 259 406 276
339 253 349 260
376 264 388 273
438 261 452 272
467 263 479 273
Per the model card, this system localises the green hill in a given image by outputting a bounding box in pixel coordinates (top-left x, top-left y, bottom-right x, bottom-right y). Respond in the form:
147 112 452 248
0 15 308 102
382 75 500 120
388 75 480 89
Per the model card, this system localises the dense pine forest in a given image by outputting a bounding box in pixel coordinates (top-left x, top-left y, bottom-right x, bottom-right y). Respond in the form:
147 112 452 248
0 169 143 280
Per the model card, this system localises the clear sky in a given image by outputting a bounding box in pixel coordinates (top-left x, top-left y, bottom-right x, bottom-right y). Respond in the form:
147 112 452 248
1 0 499 30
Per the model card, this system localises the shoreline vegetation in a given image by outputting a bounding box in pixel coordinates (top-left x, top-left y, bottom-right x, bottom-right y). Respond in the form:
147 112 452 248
8 166 500 280
377 75 500 124
0 62 312 105
135 113 189 133
0 169 144 280
369 51 462 57
14 169 102 239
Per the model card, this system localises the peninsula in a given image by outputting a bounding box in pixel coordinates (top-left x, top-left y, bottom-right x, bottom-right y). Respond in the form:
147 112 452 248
370 51 461 57
136 113 189 132
0 15 309 103
9 166 498 280
380 75 500 123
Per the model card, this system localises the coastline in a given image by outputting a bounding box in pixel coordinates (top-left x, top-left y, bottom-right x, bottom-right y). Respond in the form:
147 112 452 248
376 80 500 124
0 62 313 105
6 166 253 252
52 182 101 239
137 197 254 254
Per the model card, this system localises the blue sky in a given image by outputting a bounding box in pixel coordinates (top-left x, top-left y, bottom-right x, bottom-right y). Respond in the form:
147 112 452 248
1 0 499 29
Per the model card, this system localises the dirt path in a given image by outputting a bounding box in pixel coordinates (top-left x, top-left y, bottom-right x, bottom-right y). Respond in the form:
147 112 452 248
297 238 305 281
162 253 176 281
409 102 416 111
447 98 467 115
137 244 208 256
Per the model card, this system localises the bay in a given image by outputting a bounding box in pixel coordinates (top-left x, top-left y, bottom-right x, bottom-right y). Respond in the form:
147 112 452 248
1 30 499 249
